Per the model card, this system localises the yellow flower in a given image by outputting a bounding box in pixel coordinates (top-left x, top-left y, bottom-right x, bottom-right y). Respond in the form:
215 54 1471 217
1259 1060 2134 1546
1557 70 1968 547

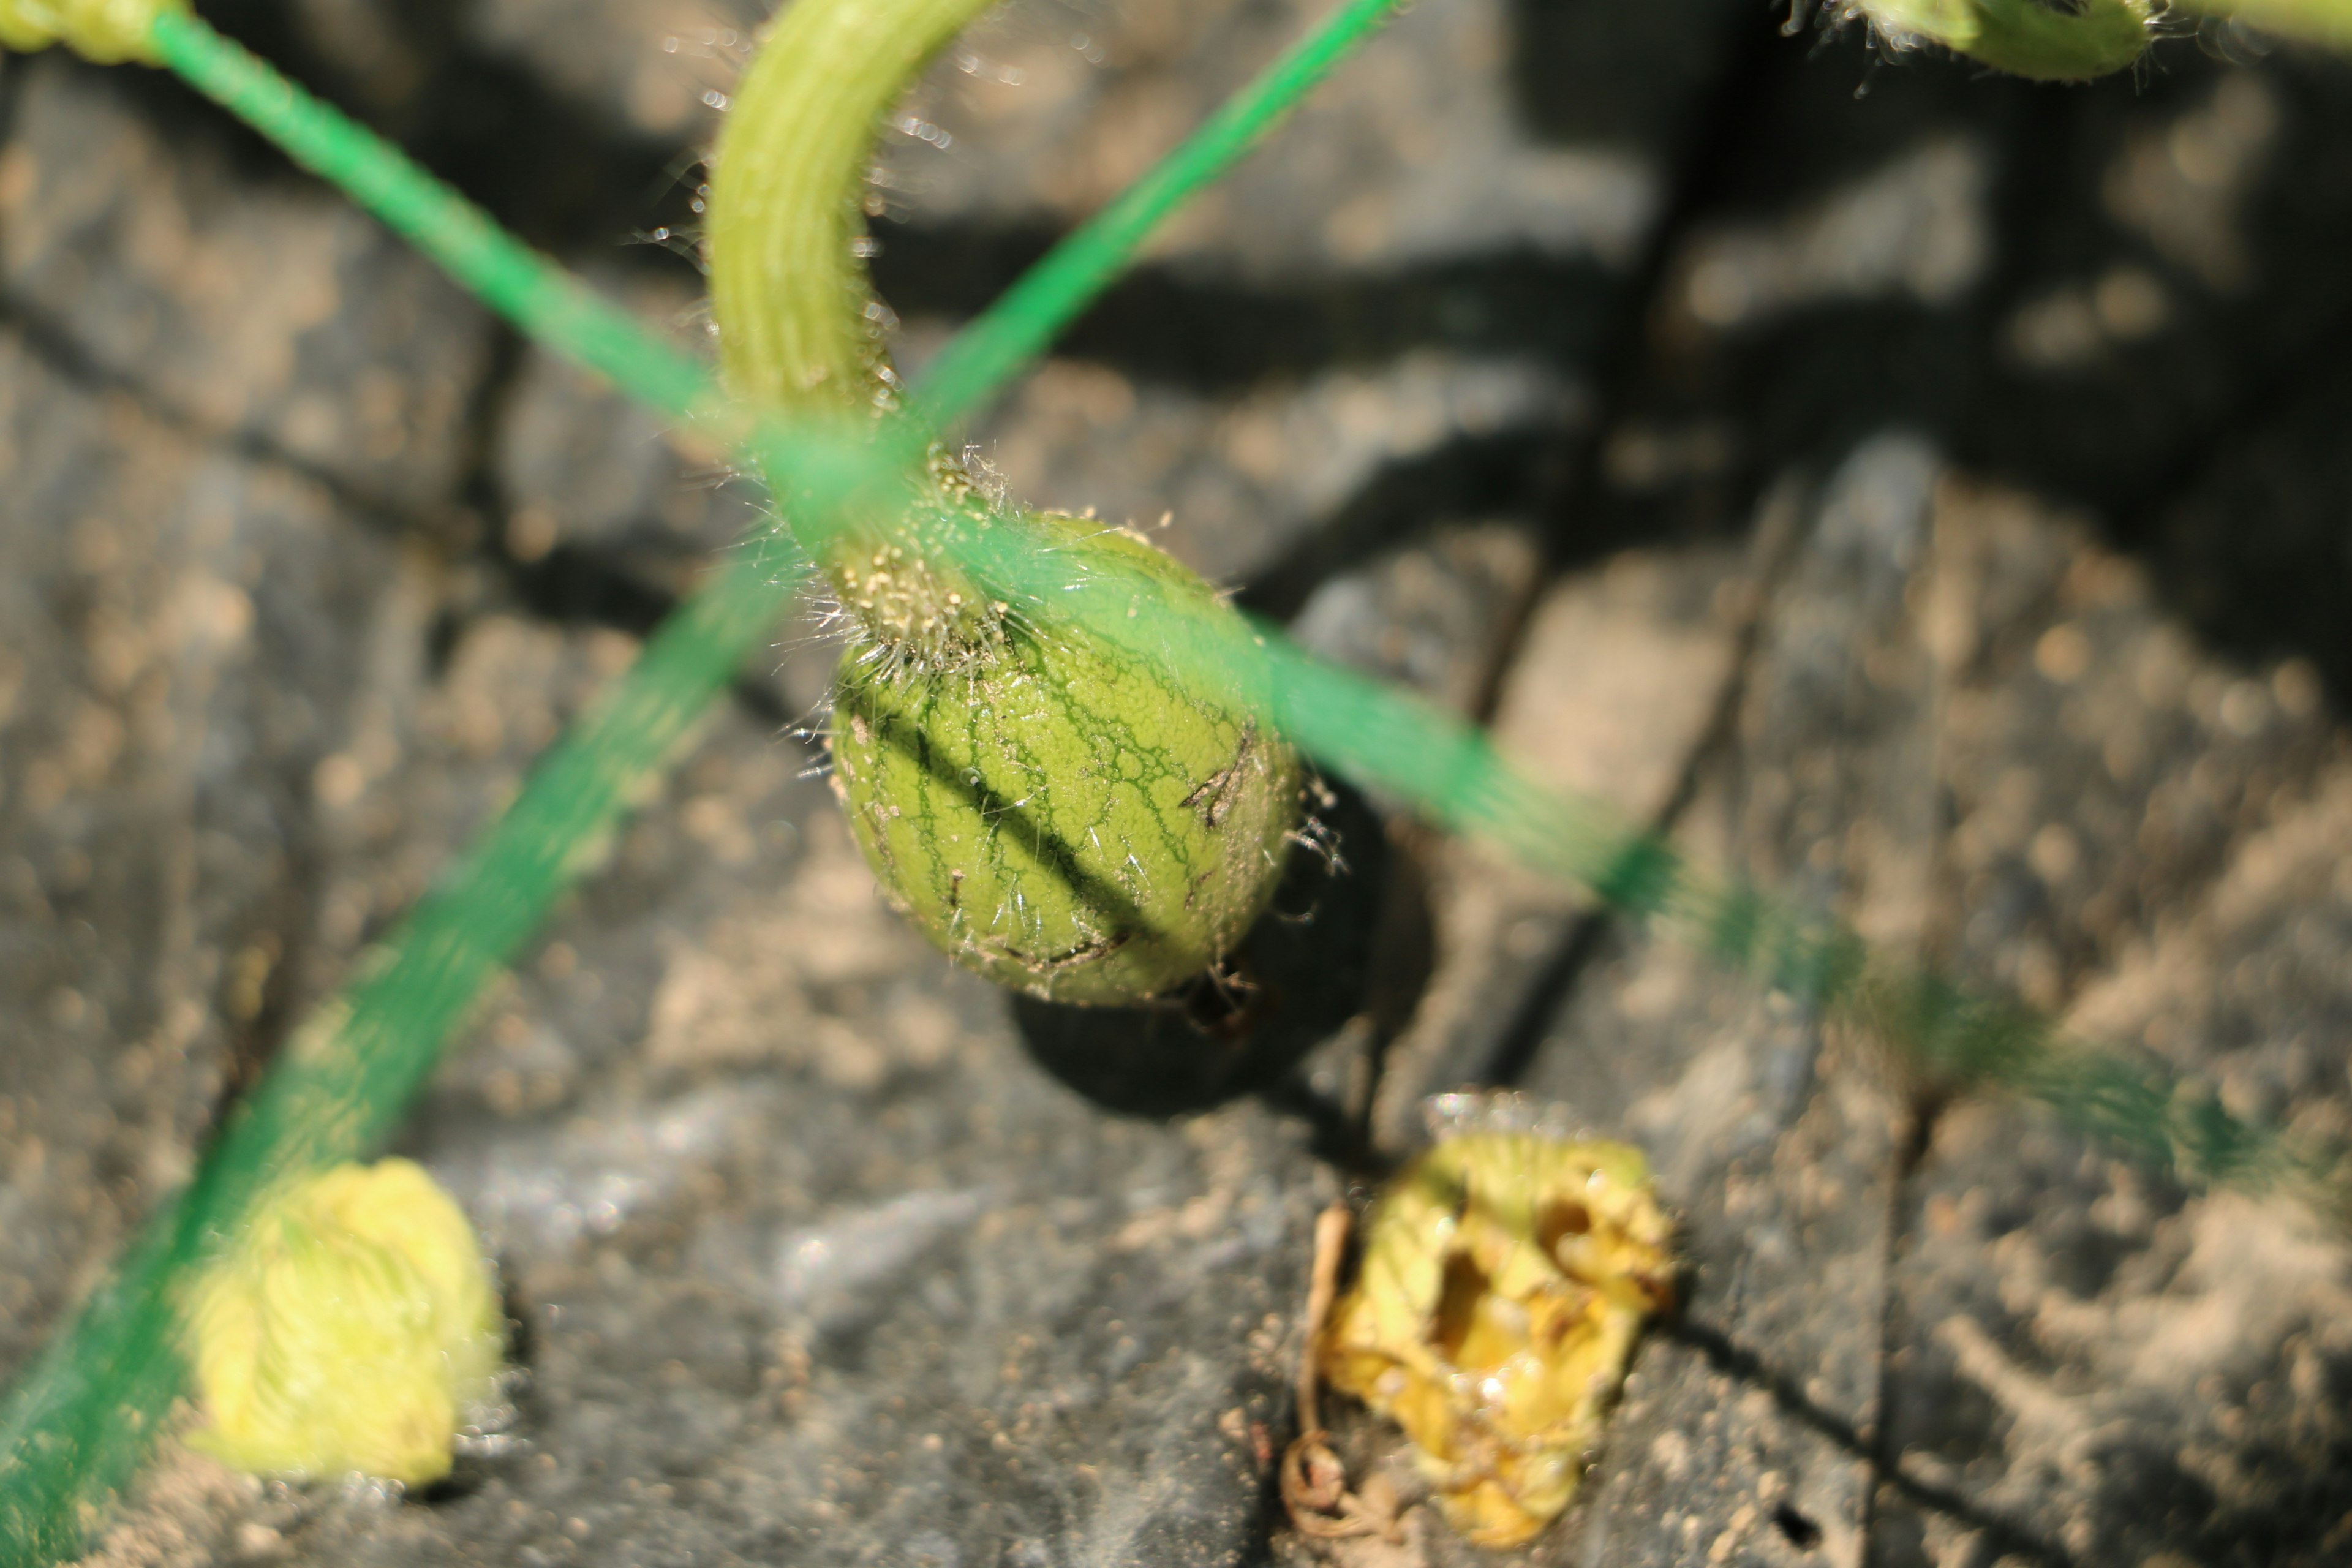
183 1159 505 1485
1319 1115 1674 1548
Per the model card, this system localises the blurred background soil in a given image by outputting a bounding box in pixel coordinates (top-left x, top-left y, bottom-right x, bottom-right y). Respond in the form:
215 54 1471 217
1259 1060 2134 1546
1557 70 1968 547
6 0 2352 1564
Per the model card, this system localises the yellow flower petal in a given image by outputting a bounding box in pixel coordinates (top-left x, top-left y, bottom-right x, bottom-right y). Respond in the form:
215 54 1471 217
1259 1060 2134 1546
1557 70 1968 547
183 1159 504 1485
1320 1116 1674 1548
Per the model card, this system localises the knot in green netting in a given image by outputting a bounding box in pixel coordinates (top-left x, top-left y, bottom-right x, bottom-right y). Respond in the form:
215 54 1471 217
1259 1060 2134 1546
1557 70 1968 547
0 0 182 64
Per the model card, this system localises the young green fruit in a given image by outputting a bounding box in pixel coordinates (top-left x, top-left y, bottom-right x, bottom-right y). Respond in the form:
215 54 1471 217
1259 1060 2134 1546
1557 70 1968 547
710 0 1305 1004
829 514 1303 1004
183 1158 504 1486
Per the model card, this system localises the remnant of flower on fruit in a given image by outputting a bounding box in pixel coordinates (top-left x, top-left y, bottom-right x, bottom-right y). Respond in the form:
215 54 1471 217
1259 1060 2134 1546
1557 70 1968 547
183 1158 504 1485
1317 1101 1675 1548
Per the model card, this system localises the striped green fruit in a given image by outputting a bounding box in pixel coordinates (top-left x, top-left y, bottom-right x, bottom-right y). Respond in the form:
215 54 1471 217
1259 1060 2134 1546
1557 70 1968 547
829 514 1303 1005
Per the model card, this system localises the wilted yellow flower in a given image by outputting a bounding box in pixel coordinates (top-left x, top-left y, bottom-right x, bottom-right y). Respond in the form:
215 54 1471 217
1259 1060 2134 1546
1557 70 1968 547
1319 1107 1674 1548
183 1158 505 1485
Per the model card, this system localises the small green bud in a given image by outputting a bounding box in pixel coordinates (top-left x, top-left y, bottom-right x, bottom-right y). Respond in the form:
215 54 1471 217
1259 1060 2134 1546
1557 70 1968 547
183 1159 505 1486
829 514 1304 1005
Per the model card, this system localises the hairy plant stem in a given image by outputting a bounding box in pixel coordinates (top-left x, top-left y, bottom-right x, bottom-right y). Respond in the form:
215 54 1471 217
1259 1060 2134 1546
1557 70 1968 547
709 0 1005 658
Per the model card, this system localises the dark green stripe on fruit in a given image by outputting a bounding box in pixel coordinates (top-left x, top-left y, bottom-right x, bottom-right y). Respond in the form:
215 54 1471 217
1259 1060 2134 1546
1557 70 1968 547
831 516 1302 1004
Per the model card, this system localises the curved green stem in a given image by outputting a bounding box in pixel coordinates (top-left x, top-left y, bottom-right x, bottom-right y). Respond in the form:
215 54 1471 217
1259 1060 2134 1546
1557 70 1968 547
707 0 1008 654
707 0 989 413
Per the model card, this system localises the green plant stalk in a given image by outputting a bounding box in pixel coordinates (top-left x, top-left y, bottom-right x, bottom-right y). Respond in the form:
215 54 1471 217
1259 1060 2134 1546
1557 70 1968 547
1853 0 2154 80
705 0 1405 639
706 0 978 412
706 0 1005 650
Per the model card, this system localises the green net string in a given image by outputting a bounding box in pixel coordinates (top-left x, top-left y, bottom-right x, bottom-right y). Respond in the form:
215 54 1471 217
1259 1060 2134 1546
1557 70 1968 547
2 0 2345 1561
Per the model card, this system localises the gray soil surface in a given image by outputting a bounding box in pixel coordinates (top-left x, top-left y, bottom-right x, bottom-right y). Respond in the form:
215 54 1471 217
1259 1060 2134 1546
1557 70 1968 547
6 1 2352 1565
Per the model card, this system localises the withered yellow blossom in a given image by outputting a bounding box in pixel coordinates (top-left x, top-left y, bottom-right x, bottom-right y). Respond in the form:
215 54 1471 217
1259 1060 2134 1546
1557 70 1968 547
183 1158 504 1485
1319 1114 1674 1547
